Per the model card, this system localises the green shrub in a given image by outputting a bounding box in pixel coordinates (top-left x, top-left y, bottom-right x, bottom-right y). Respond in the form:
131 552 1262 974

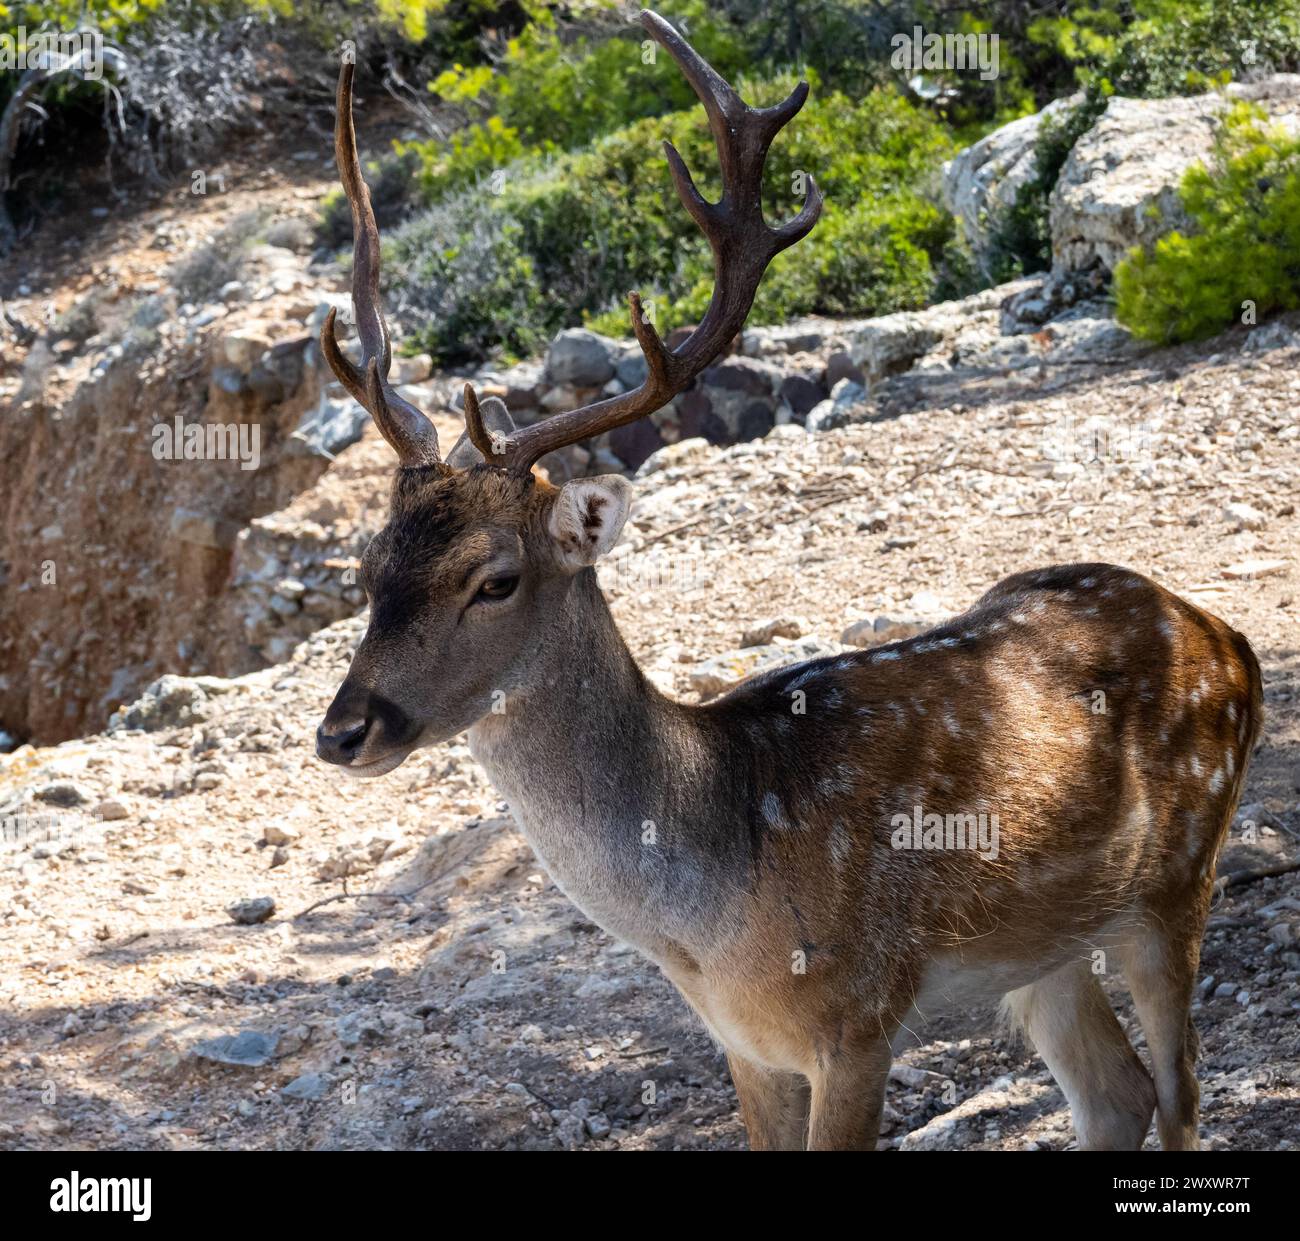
406 0 745 202
170 207 272 304
318 148 421 250
1115 104 1300 344
1027 0 1300 98
390 76 961 363
985 86 1109 281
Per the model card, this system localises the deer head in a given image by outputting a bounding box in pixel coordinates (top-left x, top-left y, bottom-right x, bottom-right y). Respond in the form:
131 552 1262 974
315 9 821 774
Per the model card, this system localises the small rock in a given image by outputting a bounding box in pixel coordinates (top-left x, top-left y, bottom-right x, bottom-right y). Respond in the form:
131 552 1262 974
1223 501 1267 532
263 822 301 847
108 674 213 732
227 896 275 925
336 1011 384 1048
391 353 433 384
688 637 847 699
1222 558 1288 580
841 615 929 648
545 328 618 387
1266 923 1293 948
34 781 93 808
281 1072 329 1101
740 616 807 647
636 437 711 477
193 1029 279 1068
92 798 130 821
907 589 946 615
806 378 869 433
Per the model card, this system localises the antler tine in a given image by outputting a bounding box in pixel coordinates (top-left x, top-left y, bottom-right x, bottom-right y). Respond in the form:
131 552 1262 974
478 7 823 478
322 60 440 468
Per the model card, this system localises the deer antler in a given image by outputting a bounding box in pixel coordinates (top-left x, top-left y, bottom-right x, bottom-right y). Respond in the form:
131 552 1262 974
466 7 822 477
321 59 441 468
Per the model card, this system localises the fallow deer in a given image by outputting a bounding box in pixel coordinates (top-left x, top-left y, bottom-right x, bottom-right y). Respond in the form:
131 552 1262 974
313 9 1263 1150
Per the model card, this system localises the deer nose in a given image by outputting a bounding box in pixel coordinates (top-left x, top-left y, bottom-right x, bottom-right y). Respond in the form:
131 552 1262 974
316 716 369 764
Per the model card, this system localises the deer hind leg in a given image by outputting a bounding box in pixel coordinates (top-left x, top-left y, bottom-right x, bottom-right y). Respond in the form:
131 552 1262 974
805 1035 892 1151
727 1054 810 1150
1118 907 1207 1151
1004 960 1155 1150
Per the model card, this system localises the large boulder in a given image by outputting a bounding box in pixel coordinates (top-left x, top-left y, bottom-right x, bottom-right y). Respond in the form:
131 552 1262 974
945 76 1300 281
943 96 1079 278
1051 77 1300 275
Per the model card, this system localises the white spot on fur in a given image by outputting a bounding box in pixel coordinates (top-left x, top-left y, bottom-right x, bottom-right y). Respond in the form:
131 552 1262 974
785 666 822 692
829 819 852 871
761 792 791 830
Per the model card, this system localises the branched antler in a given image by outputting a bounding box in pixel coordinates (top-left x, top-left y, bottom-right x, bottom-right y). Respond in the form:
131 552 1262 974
321 60 440 467
323 10 821 476
466 8 823 476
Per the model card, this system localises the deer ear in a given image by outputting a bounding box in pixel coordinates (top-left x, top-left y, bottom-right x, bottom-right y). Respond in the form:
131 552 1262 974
447 396 517 468
548 475 632 571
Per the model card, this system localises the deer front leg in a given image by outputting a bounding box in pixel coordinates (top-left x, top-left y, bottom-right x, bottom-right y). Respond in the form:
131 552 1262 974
806 1036 893 1151
727 1054 810 1150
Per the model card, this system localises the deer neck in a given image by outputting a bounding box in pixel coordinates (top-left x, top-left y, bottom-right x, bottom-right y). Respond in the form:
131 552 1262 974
468 569 738 956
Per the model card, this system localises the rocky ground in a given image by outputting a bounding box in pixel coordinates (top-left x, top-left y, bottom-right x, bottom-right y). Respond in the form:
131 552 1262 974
2 296 1299 1150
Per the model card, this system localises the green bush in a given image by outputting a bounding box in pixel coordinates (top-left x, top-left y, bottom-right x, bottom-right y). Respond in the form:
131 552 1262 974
318 148 421 250
985 86 1109 281
1027 0 1300 98
1115 104 1300 344
407 0 746 201
389 75 960 363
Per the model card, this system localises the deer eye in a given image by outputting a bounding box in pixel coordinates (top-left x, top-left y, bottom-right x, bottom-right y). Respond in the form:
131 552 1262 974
476 575 519 601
